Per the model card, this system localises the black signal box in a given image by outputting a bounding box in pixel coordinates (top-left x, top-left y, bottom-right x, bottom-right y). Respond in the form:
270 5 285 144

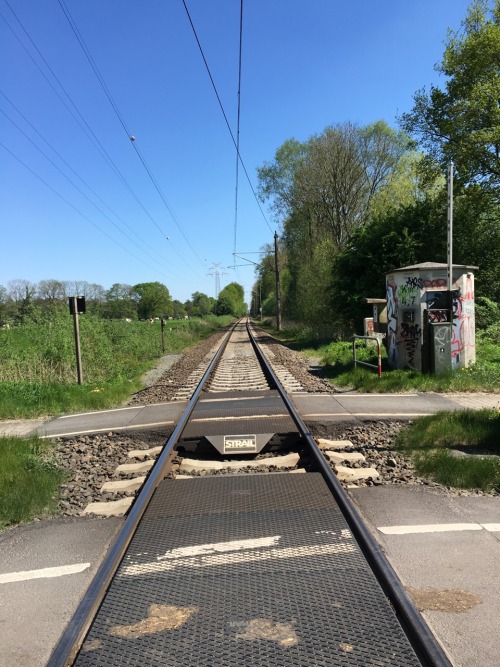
69 296 86 314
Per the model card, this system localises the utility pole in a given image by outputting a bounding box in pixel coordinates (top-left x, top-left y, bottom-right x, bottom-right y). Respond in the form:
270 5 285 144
274 231 281 331
68 296 85 385
447 161 454 315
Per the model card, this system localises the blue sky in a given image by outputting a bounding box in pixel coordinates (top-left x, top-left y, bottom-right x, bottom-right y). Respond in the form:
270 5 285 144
1 0 473 305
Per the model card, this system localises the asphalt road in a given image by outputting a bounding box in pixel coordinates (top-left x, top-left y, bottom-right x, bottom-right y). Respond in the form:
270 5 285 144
0 516 121 667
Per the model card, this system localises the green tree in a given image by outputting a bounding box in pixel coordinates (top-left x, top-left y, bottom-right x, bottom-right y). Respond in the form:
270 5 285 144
172 300 187 319
103 283 137 319
132 282 173 319
399 0 500 190
216 282 246 317
257 138 308 223
0 285 10 325
7 280 36 324
331 189 500 332
259 122 410 253
257 122 412 330
190 292 215 317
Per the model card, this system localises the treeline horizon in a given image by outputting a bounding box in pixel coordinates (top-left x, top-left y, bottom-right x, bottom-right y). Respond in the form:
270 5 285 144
0 278 247 324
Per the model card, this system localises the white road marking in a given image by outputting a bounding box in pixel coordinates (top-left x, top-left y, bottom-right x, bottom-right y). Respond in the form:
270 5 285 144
378 523 489 535
336 394 420 398
482 524 500 532
303 413 433 418
200 396 270 403
39 421 175 439
57 406 142 418
297 393 420 398
0 562 90 584
191 414 288 423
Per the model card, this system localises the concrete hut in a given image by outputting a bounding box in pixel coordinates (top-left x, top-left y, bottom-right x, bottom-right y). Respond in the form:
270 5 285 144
384 262 477 373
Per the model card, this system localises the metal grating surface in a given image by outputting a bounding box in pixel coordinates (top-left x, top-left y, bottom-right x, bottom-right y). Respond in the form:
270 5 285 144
183 416 297 438
195 394 285 413
74 475 422 667
192 405 290 419
202 390 281 400
183 393 297 438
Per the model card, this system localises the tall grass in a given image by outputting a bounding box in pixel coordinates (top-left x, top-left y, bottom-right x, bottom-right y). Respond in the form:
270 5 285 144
0 314 234 418
0 435 66 528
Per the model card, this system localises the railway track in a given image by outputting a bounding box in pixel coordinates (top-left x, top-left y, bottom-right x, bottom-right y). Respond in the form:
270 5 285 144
48 319 452 666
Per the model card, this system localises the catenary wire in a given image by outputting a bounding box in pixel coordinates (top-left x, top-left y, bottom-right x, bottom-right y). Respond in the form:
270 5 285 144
57 0 208 270
0 104 189 281
181 0 273 236
233 0 244 259
0 142 172 277
0 92 188 281
2 1 204 278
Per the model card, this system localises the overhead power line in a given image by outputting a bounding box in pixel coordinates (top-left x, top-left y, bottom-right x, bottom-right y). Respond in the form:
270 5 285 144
2 0 204 279
233 0 244 258
0 91 186 280
57 0 208 270
0 141 169 276
182 0 273 236
1 1 162 234
0 103 188 281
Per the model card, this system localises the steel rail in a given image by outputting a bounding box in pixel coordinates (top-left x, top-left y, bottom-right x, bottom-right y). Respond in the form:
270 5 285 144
47 323 237 667
247 320 453 667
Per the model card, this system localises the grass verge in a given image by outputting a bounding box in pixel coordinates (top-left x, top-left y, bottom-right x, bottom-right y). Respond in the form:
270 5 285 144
0 435 66 529
395 409 500 493
265 325 500 393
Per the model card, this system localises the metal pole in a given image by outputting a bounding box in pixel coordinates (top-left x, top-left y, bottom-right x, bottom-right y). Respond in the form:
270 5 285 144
274 231 281 331
71 296 83 385
161 317 166 354
447 162 454 314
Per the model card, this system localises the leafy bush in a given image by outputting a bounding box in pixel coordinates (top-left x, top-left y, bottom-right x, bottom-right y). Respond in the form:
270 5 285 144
475 296 500 332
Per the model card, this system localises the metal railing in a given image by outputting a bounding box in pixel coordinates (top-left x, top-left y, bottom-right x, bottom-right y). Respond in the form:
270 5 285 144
352 334 383 377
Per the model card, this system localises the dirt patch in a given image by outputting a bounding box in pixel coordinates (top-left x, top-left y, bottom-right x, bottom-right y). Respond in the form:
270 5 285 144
406 587 482 612
110 603 198 638
234 618 298 647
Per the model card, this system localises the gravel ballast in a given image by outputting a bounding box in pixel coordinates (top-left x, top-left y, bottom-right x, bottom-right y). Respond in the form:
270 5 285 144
46 326 494 518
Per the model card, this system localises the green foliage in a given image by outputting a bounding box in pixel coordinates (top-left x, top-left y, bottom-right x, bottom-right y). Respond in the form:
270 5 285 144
0 435 65 528
396 409 500 450
257 122 415 332
133 282 173 319
189 292 216 317
475 296 500 330
399 0 500 189
103 283 137 319
172 299 187 318
287 238 338 330
267 331 499 393
257 137 308 222
216 282 246 317
331 188 500 332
